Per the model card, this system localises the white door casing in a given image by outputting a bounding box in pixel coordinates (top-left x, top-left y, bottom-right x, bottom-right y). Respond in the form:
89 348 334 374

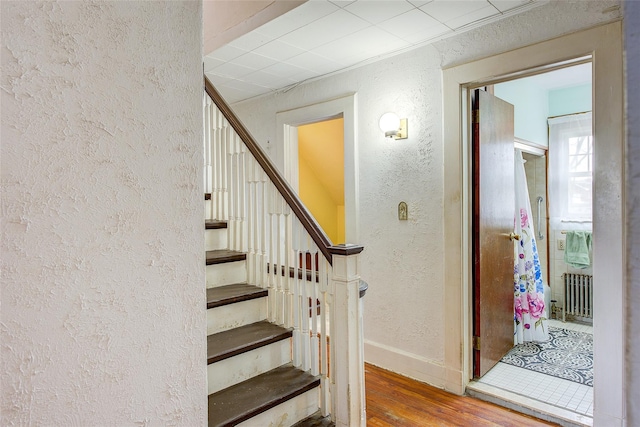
443 22 624 426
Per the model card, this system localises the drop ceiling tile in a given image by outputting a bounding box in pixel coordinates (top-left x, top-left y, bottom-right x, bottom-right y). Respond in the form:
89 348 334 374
223 78 271 93
312 26 410 63
210 61 256 79
252 39 306 62
420 0 490 23
290 67 324 82
279 9 370 51
231 52 278 71
285 51 344 75
489 0 530 12
257 1 341 39
261 61 316 80
378 9 449 43
446 4 499 29
243 70 297 89
218 85 265 104
311 43 374 66
408 0 432 6
209 44 247 62
344 1 416 24
205 72 232 87
228 31 273 51
204 56 225 72
330 0 357 7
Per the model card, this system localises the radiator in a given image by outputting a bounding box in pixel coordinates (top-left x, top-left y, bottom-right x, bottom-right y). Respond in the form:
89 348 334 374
563 273 593 321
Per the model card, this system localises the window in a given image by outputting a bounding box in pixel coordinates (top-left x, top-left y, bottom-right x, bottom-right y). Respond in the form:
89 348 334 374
548 112 593 226
567 133 593 216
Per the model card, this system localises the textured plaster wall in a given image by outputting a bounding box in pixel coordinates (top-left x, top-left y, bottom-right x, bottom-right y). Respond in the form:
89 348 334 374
624 1 640 424
235 46 446 367
1 2 205 425
230 0 621 386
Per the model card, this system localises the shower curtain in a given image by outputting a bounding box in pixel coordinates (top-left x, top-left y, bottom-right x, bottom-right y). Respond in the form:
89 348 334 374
514 149 549 344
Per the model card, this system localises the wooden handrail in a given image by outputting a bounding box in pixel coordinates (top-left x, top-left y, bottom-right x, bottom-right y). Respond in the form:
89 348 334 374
204 76 334 264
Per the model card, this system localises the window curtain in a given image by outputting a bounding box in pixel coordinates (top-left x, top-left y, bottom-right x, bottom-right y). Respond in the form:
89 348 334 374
514 149 549 344
548 112 593 230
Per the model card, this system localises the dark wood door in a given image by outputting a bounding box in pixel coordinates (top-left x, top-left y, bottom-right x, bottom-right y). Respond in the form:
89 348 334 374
472 89 515 378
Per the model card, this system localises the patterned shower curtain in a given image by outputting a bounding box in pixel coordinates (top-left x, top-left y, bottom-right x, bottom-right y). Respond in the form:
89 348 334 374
514 149 549 344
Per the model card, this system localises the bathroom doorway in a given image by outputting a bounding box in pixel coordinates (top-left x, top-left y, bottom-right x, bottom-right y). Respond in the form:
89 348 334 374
469 62 595 423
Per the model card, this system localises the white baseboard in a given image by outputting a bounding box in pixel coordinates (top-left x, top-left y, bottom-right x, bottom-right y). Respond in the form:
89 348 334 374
364 339 460 392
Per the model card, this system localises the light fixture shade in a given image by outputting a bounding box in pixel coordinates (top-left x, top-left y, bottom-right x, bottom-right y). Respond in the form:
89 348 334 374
379 112 401 137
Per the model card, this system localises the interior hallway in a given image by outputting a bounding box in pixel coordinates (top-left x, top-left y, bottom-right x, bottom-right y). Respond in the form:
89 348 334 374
365 363 557 426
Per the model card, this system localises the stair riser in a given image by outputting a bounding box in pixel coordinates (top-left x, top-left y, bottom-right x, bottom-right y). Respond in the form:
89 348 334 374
207 339 291 395
207 297 268 335
206 228 228 251
236 388 319 427
207 261 247 288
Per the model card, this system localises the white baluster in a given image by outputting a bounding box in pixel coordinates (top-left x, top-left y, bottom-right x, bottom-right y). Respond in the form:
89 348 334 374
320 258 331 416
283 206 292 329
301 236 311 372
292 220 302 368
246 159 255 285
260 175 268 290
310 246 319 377
276 203 284 326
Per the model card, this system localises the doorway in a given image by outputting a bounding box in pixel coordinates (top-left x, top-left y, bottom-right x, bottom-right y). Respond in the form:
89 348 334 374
276 94 359 244
470 64 595 422
297 118 345 245
442 22 624 426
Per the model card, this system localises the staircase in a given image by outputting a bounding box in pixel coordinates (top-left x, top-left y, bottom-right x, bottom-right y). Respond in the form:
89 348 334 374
204 76 367 427
206 217 331 426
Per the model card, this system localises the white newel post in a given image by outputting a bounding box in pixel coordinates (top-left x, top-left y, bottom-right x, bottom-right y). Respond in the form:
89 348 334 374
329 244 366 427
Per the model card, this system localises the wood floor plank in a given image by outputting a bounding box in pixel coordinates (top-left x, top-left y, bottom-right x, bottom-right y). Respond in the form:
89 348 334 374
365 364 558 427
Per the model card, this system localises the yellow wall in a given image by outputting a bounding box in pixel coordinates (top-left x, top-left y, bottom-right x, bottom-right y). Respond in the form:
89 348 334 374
298 118 344 244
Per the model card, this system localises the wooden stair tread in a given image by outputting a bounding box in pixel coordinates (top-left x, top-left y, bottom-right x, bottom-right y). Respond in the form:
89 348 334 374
292 411 335 427
206 249 246 265
205 220 227 229
207 283 267 309
208 365 320 427
207 321 292 364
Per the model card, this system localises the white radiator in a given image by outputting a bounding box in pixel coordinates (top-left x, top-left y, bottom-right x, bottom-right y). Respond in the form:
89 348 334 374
563 273 593 321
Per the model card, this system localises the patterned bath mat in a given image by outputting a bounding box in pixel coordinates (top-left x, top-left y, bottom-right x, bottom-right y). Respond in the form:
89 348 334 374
501 326 593 386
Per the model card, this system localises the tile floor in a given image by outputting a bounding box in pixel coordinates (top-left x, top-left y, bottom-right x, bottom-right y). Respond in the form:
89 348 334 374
476 319 594 417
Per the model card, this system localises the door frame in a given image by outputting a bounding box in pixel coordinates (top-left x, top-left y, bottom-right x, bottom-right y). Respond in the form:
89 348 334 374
276 94 359 244
442 22 624 425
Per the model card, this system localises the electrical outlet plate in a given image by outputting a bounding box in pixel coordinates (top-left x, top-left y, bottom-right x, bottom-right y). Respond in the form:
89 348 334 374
557 239 565 250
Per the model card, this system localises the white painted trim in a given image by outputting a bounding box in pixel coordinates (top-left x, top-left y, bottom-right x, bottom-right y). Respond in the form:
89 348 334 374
364 339 448 391
443 21 625 425
276 94 359 244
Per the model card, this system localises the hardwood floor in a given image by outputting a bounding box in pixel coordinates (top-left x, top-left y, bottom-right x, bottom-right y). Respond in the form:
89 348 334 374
365 363 558 427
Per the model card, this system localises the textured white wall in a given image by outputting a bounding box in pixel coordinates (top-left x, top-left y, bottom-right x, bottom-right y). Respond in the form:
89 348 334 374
1 2 205 425
230 0 621 386
237 45 447 369
624 1 640 424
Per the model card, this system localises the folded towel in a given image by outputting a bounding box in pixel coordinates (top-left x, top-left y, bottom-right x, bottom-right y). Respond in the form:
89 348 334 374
564 231 592 268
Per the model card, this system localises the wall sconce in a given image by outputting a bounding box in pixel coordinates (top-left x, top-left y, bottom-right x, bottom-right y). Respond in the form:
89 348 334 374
379 112 408 140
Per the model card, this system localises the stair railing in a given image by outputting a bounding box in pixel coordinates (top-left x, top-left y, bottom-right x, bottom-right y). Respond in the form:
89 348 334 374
204 76 366 426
